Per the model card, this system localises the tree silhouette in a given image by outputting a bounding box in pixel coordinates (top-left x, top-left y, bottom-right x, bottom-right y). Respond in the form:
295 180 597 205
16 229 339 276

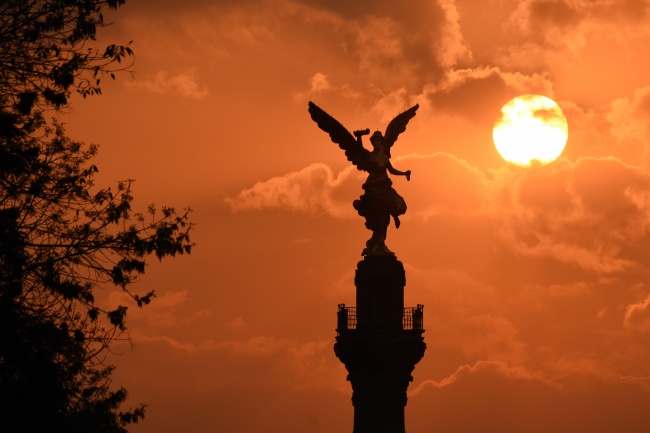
0 0 134 111
0 1 192 431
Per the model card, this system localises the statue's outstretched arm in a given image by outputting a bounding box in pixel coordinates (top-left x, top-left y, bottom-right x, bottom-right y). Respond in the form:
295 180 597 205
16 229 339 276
387 161 411 181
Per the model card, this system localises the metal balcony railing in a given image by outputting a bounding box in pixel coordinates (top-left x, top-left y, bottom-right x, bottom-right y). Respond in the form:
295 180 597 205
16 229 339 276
337 304 424 333
403 304 424 330
337 304 357 331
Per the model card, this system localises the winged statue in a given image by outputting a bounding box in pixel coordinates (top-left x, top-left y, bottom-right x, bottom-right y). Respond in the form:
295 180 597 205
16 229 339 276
308 101 419 256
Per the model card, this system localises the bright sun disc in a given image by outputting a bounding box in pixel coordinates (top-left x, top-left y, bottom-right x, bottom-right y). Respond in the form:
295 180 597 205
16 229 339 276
493 94 568 166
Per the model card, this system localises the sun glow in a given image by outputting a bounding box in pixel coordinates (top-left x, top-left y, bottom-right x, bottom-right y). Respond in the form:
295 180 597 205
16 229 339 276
493 94 568 166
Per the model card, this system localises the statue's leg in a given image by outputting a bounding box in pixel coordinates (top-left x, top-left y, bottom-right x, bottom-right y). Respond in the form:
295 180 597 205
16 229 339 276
364 222 380 255
363 219 381 255
380 213 390 250
363 212 391 255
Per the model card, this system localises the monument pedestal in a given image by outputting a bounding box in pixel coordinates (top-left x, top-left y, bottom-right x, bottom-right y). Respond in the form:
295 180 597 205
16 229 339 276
335 256 426 433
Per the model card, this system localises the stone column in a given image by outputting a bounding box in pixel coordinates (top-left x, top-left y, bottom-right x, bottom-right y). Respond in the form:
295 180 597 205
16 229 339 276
335 256 426 433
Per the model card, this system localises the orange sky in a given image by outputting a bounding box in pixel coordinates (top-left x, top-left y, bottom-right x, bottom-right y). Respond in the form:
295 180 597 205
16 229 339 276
62 1 650 432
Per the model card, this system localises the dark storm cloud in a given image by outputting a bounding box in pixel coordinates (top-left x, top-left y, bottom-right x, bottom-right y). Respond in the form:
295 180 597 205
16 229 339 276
512 0 650 39
428 70 510 119
422 67 553 121
294 0 471 92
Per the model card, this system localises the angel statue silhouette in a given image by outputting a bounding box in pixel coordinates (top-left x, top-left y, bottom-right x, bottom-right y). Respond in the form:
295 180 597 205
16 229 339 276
308 101 419 256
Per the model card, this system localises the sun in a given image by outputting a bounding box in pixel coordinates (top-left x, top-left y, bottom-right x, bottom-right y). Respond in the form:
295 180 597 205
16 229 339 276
493 94 568 166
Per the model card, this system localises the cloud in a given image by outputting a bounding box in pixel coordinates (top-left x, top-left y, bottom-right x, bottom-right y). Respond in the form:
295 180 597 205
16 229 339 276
497 0 650 74
225 154 491 218
507 0 650 46
227 152 650 276
353 0 470 89
508 0 581 42
421 66 555 119
127 333 347 392
624 292 650 332
225 163 361 218
126 70 209 99
410 360 549 394
558 85 650 164
225 317 246 330
506 173 639 272
308 72 331 93
435 0 472 68
293 72 361 101
403 267 530 367
400 153 491 218
408 358 650 433
607 86 650 144
403 235 650 403
106 289 212 331
288 0 471 92
511 0 650 34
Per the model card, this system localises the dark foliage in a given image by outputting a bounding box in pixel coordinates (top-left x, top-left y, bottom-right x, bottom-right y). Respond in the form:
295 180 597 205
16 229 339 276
0 107 193 433
0 0 134 111
0 1 193 432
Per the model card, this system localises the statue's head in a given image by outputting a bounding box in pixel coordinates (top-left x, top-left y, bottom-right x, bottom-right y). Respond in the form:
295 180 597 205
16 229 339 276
370 131 383 147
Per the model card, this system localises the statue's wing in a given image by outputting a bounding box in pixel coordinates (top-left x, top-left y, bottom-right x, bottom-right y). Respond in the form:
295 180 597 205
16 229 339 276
383 104 419 149
308 101 372 171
